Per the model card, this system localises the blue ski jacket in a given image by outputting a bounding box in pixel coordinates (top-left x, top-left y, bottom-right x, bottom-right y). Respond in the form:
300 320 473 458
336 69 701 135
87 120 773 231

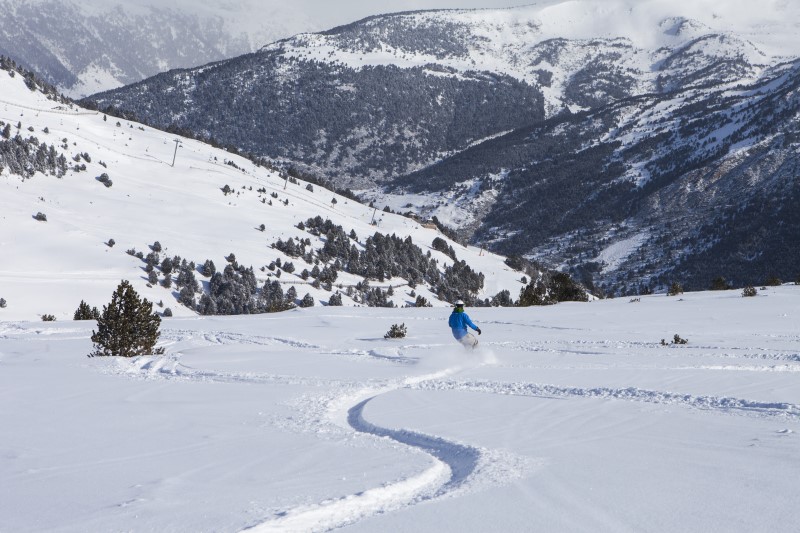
449 310 478 339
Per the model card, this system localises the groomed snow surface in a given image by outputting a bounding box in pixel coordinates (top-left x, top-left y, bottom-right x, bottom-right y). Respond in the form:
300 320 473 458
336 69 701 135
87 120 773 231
2 287 799 532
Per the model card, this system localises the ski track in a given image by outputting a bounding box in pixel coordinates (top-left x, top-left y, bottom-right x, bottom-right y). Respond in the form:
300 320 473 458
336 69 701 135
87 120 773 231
489 339 800 362
101 337 525 533
414 380 800 420
242 355 538 533
347 396 481 495
96 326 798 531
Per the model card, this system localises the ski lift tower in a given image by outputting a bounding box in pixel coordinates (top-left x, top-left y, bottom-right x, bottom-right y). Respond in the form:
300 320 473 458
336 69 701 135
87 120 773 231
171 139 181 167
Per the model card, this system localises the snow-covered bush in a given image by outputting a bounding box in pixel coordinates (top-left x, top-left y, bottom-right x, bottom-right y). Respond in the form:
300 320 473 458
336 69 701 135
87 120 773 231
97 173 112 187
415 295 432 307
299 293 315 308
201 259 216 277
163 308 173 317
41 314 56 321
742 286 758 297
384 323 407 339
328 293 343 306
0 297 6 308
33 212 47 221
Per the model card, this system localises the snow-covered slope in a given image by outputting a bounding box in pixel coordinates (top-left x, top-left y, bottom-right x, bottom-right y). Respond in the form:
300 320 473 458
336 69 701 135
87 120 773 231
0 67 528 321
2 286 799 531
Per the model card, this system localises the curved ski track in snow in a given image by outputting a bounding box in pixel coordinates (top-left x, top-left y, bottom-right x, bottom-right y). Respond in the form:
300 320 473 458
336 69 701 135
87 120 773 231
347 396 481 494
414 379 800 420
106 340 527 533
244 356 534 533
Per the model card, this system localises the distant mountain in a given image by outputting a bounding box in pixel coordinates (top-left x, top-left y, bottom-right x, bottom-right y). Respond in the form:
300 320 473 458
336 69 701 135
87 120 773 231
80 1 800 292
0 0 318 97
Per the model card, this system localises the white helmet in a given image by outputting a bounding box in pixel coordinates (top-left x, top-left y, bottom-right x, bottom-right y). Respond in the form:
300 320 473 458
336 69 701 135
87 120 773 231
454 300 464 306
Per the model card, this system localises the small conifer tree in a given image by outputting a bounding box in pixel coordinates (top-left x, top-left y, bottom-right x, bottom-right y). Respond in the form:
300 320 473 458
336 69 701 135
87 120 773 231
384 323 407 339
667 282 684 296
73 300 100 320
90 280 164 357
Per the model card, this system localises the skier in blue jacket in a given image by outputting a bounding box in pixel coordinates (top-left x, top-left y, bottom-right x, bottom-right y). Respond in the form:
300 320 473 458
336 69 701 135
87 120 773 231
449 300 481 349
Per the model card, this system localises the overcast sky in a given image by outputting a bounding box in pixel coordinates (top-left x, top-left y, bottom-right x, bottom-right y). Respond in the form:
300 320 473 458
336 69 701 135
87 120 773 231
51 0 536 47
249 0 533 34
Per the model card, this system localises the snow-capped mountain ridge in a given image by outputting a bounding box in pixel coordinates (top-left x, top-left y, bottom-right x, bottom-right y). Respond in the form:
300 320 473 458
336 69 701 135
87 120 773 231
81 1 800 293
0 0 319 97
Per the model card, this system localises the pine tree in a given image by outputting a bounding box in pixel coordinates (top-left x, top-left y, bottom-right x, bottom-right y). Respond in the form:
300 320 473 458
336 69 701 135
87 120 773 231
90 280 164 357
73 300 100 320
178 286 196 309
299 293 315 308
201 259 216 277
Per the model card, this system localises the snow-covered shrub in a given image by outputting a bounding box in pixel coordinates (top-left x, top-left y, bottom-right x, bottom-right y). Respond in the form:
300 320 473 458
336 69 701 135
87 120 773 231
673 334 688 345
33 212 47 222
432 236 457 260
90 280 164 357
328 292 343 306
97 173 112 187
384 323 407 339
0 297 6 308
107 238 115 247
163 308 173 317
491 290 514 307
764 275 782 287
147 270 158 285
41 314 56 321
178 286 195 309
151 241 162 253
160 257 174 276
299 293 315 307
201 259 216 277
742 286 758 297
415 295 432 307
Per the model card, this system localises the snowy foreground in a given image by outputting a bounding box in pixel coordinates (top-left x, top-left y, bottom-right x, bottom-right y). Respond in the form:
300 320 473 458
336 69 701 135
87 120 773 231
2 288 799 532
